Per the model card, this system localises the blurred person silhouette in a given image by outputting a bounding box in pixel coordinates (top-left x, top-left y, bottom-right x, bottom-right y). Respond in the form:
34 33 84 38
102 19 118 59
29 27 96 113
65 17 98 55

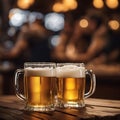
0 19 51 68
52 9 110 63
64 9 110 63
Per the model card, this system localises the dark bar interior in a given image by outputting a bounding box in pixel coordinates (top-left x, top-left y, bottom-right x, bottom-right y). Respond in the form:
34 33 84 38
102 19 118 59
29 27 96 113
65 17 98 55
0 0 120 100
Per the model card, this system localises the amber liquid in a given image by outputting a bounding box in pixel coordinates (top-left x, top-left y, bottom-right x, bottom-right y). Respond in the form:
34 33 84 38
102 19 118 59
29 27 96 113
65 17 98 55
57 77 85 105
24 76 56 107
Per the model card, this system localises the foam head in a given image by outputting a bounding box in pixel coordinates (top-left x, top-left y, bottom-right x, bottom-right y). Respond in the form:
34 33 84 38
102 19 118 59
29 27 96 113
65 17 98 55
56 65 85 78
25 67 56 77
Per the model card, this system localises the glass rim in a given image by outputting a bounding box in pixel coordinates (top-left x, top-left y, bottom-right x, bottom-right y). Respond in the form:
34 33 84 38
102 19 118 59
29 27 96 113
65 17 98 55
24 62 56 67
56 63 85 66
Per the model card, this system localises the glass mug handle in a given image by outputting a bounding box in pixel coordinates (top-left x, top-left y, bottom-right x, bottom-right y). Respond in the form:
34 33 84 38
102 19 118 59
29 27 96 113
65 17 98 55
15 69 26 101
84 69 96 98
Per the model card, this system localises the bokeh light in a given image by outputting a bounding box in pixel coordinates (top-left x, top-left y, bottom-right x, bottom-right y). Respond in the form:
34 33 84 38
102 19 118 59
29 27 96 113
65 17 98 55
9 8 44 27
106 0 119 9
7 27 16 37
50 35 60 47
93 0 104 9
44 12 64 32
63 0 78 10
108 20 120 30
79 19 88 28
17 0 35 9
9 8 29 27
52 0 77 12
28 12 44 23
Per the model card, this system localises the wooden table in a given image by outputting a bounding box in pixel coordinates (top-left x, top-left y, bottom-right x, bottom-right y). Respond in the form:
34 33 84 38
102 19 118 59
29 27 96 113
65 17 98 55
0 96 120 120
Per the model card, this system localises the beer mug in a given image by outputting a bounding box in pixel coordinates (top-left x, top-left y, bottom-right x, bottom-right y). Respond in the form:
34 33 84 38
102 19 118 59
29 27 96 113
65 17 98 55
15 62 56 111
56 63 96 108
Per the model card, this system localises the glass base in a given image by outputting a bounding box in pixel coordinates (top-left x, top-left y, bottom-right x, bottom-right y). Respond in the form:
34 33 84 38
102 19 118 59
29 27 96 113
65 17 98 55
25 104 55 112
64 101 85 108
56 100 85 108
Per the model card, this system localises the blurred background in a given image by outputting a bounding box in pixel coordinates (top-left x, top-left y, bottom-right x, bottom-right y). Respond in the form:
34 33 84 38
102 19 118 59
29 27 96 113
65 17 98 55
0 0 120 99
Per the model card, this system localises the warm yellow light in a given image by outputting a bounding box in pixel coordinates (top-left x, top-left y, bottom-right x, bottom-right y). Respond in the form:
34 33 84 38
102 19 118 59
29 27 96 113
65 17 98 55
62 6 70 12
108 20 119 30
63 0 78 10
106 0 119 9
53 3 63 12
52 0 78 12
52 3 69 12
79 19 88 28
17 0 35 9
93 0 104 9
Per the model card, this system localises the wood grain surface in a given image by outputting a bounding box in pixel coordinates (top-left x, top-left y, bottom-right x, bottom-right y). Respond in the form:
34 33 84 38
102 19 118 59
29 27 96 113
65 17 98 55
0 96 120 120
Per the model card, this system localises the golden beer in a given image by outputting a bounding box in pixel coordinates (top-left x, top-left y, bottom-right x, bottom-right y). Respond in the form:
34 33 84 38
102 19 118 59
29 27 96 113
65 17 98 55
57 77 85 102
24 76 56 107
